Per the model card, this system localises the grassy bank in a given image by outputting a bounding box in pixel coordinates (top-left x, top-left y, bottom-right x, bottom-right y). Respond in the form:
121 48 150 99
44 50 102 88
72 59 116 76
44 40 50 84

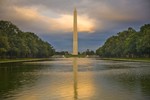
0 58 51 64
100 58 150 62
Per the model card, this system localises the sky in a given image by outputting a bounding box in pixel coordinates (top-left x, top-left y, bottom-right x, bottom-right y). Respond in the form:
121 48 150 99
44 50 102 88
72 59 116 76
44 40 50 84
0 0 150 52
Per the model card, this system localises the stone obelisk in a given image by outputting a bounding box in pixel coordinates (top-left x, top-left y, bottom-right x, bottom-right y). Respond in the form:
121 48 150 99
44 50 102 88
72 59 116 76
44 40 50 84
73 8 78 55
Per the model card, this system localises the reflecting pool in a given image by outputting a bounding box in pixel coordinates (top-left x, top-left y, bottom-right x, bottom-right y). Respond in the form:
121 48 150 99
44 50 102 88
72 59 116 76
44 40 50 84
0 58 150 100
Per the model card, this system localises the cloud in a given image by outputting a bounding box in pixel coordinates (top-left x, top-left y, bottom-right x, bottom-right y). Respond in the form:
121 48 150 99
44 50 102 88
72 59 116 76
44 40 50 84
79 0 150 31
0 1 95 33
49 14 96 33
0 0 149 34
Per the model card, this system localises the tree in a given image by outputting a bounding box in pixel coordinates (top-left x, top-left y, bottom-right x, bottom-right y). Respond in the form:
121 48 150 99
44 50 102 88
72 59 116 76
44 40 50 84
96 24 150 58
0 20 55 58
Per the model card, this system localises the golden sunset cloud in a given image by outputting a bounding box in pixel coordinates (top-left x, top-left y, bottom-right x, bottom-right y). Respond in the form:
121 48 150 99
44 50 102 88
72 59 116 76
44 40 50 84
13 6 96 33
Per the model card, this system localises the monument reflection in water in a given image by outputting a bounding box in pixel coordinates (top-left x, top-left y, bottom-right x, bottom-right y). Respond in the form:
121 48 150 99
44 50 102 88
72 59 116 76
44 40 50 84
73 58 78 99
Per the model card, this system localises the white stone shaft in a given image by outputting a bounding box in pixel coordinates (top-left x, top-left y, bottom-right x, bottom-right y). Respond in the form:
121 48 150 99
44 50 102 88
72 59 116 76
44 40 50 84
73 8 78 55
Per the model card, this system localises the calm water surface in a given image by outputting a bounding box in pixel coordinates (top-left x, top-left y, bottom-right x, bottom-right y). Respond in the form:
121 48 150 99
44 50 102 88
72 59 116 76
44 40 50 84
0 58 150 100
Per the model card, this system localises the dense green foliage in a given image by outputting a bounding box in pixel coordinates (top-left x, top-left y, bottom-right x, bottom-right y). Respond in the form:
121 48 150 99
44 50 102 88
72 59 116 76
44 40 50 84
96 24 150 58
82 49 95 55
0 20 55 58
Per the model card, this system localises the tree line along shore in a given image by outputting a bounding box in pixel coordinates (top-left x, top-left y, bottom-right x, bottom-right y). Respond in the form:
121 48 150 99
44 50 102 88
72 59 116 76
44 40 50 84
0 20 55 59
96 24 150 58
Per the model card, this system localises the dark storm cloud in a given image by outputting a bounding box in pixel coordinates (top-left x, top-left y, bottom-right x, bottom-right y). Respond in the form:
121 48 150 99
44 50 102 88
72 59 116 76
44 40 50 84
40 32 108 52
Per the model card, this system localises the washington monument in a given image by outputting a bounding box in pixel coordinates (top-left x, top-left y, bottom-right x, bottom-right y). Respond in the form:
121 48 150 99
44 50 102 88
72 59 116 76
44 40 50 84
73 8 78 55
